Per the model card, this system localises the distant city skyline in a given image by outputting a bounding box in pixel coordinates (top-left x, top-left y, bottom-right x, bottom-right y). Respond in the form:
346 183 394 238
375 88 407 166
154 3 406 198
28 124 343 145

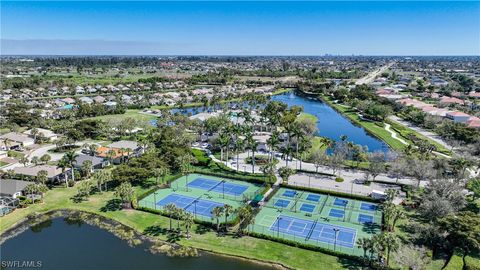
1 1 479 56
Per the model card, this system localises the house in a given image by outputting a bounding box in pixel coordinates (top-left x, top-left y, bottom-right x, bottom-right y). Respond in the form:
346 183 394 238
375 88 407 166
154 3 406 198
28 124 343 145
62 97 76 104
79 96 93 104
23 128 58 141
467 117 480 129
95 146 129 164
0 179 31 198
107 140 143 155
93 96 106 103
445 111 472 123
0 132 35 150
12 165 70 182
439 96 465 106
74 154 108 170
468 92 480 99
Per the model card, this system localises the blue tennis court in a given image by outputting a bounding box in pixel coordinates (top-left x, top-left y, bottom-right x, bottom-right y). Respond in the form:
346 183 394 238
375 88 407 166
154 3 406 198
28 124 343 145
187 177 249 196
358 214 374 224
275 199 291 208
299 203 316 213
156 193 224 218
306 194 321 202
329 209 345 218
360 203 378 211
270 215 356 248
282 190 297 198
334 198 349 207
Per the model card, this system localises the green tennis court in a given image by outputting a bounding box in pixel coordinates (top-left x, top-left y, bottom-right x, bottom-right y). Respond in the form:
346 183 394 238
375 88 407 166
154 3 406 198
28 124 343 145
138 173 263 222
251 187 382 255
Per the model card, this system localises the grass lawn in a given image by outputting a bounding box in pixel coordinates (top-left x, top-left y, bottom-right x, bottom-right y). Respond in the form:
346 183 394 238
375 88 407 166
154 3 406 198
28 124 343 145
0 180 358 270
0 161 8 167
90 109 157 122
297 112 318 123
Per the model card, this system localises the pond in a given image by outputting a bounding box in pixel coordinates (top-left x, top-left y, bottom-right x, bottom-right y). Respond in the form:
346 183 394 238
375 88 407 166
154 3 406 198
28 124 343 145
271 91 389 152
0 217 276 270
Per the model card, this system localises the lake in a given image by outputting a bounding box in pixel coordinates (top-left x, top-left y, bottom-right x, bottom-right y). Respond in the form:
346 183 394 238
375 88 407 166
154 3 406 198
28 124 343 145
0 217 276 270
271 91 389 152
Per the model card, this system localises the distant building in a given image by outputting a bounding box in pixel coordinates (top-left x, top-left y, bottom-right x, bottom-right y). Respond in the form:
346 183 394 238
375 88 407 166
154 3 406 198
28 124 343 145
0 179 31 198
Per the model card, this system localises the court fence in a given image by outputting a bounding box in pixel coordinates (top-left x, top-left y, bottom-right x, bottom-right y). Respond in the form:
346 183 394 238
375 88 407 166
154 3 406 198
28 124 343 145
137 200 238 224
247 222 364 257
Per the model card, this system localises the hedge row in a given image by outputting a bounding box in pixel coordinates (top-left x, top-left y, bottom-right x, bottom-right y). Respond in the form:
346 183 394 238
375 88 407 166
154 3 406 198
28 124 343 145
465 254 480 270
444 249 465 270
280 183 381 203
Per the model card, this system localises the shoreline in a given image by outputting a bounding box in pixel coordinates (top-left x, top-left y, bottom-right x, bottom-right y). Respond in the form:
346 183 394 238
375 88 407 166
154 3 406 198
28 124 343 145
0 209 290 270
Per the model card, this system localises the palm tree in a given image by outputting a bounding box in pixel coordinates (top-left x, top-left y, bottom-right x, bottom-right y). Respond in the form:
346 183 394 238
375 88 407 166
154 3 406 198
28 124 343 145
211 206 224 233
175 208 184 231
278 166 295 184
24 183 38 204
183 212 194 239
234 138 244 171
266 131 280 162
357 237 373 260
383 233 400 266
56 158 69 188
177 154 196 191
19 156 29 167
88 144 98 156
218 132 230 163
114 182 135 209
235 205 254 235
2 138 12 151
153 166 170 185
223 204 233 231
81 160 93 178
63 151 78 182
36 170 48 184
165 203 177 231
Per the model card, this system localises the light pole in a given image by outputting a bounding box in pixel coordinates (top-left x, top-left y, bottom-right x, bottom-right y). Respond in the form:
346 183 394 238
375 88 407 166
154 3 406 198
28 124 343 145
308 174 311 188
154 192 157 210
222 180 225 199
277 217 282 238
343 201 347 222
193 200 197 219
333 228 340 251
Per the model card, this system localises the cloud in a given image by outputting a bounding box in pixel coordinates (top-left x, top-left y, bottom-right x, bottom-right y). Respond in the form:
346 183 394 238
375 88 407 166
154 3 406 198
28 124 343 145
0 39 196 55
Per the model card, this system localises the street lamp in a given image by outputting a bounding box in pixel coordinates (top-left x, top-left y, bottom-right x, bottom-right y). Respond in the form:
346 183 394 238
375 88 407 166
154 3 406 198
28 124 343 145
308 174 311 188
193 200 197 219
333 228 340 251
343 201 347 222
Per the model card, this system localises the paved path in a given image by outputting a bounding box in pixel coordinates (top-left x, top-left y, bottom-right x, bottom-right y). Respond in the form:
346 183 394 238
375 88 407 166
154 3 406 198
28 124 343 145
384 123 408 145
389 116 454 152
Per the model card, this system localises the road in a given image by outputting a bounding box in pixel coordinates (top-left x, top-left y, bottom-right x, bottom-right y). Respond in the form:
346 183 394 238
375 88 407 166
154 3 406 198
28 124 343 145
355 62 394 85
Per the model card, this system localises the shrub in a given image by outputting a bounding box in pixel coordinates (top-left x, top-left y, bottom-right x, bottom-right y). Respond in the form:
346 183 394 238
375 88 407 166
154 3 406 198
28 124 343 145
465 254 480 270
335 177 344 183
68 179 75 187
444 249 465 270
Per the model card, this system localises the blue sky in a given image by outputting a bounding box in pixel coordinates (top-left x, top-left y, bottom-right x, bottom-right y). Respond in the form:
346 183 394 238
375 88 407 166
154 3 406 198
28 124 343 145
1 1 479 55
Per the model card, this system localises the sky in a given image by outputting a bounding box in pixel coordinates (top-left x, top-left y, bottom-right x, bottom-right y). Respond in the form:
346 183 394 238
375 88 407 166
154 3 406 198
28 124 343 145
1 1 479 56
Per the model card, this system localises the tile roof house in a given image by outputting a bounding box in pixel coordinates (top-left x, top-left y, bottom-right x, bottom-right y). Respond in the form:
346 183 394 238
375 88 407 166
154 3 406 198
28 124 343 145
467 117 480 129
445 111 472 123
23 128 58 141
439 96 465 106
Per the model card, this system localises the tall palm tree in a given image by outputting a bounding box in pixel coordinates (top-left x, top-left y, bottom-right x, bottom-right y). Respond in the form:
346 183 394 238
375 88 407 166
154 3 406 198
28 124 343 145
63 151 78 182
383 233 400 266
235 205 254 235
266 131 280 162
177 154 195 191
183 213 194 239
211 206 224 233
56 158 69 188
165 203 177 231
357 237 373 260
223 204 233 231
